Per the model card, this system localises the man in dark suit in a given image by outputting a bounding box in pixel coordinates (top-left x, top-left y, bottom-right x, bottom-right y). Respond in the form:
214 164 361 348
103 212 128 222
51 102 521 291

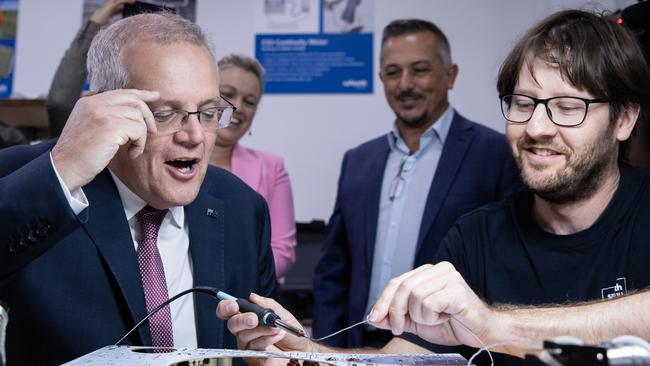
0 13 276 365
312 19 521 347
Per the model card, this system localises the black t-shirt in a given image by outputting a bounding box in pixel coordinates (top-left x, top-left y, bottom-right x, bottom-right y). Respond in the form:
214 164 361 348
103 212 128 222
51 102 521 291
416 165 650 365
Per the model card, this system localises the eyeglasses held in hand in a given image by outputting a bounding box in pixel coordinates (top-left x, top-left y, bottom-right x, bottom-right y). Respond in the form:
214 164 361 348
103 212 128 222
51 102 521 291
151 96 237 135
499 93 608 127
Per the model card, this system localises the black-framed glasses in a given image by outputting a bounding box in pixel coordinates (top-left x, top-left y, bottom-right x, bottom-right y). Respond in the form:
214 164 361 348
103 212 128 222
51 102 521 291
499 93 608 127
151 96 237 135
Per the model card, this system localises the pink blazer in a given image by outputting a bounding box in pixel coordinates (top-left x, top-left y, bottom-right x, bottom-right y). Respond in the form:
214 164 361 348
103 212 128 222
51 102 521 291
231 144 297 277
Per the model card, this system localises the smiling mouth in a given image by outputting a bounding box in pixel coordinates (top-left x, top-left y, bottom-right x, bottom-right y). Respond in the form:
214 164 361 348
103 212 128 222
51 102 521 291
527 148 560 157
396 96 422 108
397 95 421 102
165 158 199 173
230 117 241 126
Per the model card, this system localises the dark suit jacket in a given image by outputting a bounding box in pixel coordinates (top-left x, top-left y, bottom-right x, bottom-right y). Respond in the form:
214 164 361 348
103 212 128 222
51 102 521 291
0 141 277 365
312 112 522 347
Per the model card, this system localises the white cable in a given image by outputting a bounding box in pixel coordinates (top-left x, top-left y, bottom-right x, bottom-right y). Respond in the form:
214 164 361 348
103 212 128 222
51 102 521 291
311 317 369 342
611 335 650 353
552 335 584 346
453 318 496 366
304 313 515 366
453 318 517 366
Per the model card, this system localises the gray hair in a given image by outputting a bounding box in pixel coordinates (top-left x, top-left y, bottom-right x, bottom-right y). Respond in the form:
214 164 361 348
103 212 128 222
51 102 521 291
217 53 266 93
87 12 215 92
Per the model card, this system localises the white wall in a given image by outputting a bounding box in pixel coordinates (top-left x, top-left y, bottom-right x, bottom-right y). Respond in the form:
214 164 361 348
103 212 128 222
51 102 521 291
15 0 633 221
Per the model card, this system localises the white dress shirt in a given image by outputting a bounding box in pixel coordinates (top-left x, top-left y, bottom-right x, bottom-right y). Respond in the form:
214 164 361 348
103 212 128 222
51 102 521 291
365 107 454 315
50 154 198 347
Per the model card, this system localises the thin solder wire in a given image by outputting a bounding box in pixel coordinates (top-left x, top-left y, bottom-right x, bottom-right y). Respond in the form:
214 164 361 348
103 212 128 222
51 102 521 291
308 316 369 342
297 313 512 366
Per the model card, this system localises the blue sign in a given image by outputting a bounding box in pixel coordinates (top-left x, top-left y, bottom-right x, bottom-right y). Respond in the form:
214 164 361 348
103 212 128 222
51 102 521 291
0 0 18 98
0 39 15 98
255 33 373 94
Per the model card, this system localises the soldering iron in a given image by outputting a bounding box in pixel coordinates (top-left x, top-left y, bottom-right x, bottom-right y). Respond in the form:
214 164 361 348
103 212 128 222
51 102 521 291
216 290 305 338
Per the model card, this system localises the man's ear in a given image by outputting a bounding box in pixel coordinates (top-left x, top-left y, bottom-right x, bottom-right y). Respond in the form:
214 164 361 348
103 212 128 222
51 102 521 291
446 64 459 90
615 103 641 142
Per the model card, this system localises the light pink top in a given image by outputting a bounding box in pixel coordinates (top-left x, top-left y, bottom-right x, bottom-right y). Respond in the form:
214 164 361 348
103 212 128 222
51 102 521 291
231 144 297 277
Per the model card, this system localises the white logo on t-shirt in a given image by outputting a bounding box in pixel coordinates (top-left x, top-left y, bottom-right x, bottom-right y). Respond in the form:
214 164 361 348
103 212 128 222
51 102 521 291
601 277 627 299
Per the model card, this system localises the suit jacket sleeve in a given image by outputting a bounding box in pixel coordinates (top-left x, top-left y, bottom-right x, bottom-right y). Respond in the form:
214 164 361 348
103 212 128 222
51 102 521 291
0 144 81 280
256 192 278 299
267 158 296 278
46 21 100 138
311 153 352 345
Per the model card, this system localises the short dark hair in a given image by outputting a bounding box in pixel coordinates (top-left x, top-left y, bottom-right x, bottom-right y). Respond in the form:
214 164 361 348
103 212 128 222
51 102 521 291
497 10 650 129
381 19 451 66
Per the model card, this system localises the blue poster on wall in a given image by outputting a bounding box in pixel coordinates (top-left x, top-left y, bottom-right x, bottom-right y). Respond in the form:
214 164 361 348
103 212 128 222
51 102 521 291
255 0 373 94
0 0 18 98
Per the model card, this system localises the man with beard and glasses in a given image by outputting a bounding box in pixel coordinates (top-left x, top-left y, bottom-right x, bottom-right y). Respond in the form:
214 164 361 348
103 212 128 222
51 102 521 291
312 18 521 348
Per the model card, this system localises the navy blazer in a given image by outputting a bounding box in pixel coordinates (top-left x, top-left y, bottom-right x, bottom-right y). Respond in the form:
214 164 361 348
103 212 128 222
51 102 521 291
0 141 277 365
312 112 522 347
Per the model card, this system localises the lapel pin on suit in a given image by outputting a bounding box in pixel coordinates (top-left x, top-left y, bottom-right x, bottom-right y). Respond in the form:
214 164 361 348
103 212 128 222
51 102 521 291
206 208 216 218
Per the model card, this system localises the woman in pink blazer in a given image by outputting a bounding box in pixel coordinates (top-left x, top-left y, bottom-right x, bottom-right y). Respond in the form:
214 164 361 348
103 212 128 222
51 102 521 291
210 54 297 278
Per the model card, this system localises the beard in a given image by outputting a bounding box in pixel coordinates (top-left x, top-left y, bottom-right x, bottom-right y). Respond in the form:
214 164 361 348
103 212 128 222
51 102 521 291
393 90 431 128
396 110 429 128
514 125 617 204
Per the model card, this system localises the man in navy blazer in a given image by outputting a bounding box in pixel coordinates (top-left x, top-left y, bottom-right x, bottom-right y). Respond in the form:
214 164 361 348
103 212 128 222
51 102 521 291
312 19 521 347
0 14 275 365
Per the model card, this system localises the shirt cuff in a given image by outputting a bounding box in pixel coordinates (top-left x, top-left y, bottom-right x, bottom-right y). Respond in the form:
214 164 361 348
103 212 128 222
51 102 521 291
50 152 89 215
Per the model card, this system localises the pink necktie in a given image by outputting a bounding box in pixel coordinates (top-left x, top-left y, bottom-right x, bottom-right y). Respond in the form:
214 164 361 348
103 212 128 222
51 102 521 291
135 205 174 348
